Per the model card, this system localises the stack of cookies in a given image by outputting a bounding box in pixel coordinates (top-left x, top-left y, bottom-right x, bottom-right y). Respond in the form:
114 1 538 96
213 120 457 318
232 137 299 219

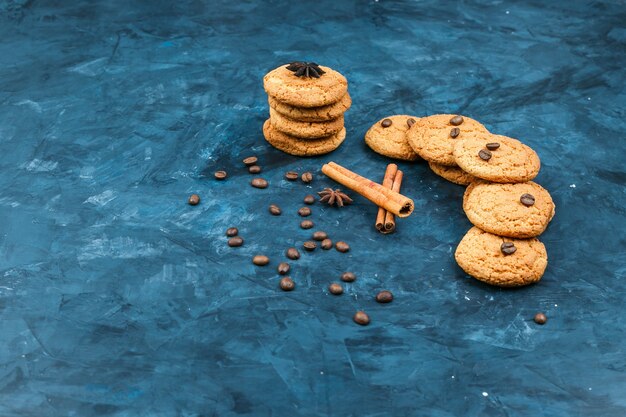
262 62 351 156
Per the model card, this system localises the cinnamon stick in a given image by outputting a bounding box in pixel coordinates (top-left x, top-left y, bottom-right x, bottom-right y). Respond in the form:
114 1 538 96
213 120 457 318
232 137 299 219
383 170 404 233
322 162 414 218
375 164 398 231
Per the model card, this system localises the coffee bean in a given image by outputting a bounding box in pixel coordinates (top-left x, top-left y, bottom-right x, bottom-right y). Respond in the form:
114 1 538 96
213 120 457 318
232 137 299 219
277 262 290 275
286 247 300 260
478 149 492 161
279 277 295 291
500 242 517 255
228 237 243 247
534 312 547 325
335 241 350 253
450 115 464 126
381 118 392 128
353 311 370 326
285 171 299 181
251 178 268 189
225 227 238 237
248 165 261 174
312 231 328 241
341 272 356 282
214 170 227 180
486 142 500 150
303 194 315 205
407 118 416 128
298 207 312 217
269 204 282 215
321 239 333 250
328 283 343 295
375 290 393 303
301 172 313 183
450 127 460 138
303 241 317 251
300 220 314 229
243 156 258 166
520 193 535 207
188 194 200 205
252 255 269 266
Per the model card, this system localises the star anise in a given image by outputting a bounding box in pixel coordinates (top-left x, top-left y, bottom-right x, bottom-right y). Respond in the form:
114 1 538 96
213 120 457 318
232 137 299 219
317 188 353 207
286 62 326 78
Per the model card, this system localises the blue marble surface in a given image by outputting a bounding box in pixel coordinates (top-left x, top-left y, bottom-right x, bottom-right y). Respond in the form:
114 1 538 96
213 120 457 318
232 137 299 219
1 0 625 416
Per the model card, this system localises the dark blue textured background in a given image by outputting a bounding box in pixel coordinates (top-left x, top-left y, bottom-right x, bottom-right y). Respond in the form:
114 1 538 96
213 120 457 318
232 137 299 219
1 1 625 416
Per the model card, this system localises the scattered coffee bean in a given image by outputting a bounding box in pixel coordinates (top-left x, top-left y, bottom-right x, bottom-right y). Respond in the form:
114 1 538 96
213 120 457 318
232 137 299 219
312 231 328 241
300 220 314 229
279 277 295 291
248 165 261 174
375 290 393 303
328 283 343 295
214 170 227 180
407 118 416 128
251 178 268 189
450 115 464 126
285 171 299 181
269 204 282 215
228 237 244 247
486 142 500 150
225 227 238 237
252 255 269 266
286 247 300 260
534 312 547 325
298 207 312 217
301 172 313 183
501 242 517 255
188 194 200 205
303 241 317 251
243 156 258 166
520 193 536 207
321 239 333 250
450 127 460 138
341 272 356 282
277 262 290 275
303 194 315 205
478 149 492 161
381 118 392 128
335 241 350 253
353 311 370 326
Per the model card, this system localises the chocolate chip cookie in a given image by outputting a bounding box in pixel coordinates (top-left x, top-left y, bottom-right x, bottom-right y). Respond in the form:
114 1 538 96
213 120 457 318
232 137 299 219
365 115 420 161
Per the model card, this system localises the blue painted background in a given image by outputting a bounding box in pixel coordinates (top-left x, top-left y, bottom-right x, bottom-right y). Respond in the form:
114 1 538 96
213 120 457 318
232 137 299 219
1 1 625 416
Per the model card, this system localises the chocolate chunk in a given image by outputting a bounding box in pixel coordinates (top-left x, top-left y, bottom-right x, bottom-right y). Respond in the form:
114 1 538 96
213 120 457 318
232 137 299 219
341 272 356 282
303 241 317 251
188 194 200 205
251 178 268 188
375 290 393 303
279 277 295 291
298 207 312 217
252 255 269 266
486 142 500 150
381 118 392 128
285 171 299 181
303 194 315 205
214 170 227 180
225 227 238 237
300 220 314 229
450 115 464 126
277 262 290 275
353 311 370 326
335 241 350 253
534 312 547 325
301 172 313 183
243 156 258 166
321 239 333 250
328 283 343 295
248 165 261 174
500 242 517 255
450 127 460 138
269 204 282 215
286 248 300 260
407 118 416 128
520 193 535 207
228 237 243 247
478 149 492 161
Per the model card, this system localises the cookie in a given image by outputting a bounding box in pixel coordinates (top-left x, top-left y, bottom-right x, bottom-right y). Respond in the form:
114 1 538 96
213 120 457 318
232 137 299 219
406 114 489 166
453 134 541 183
263 64 348 108
268 93 351 122
428 162 477 186
364 115 420 161
455 226 548 287
269 107 344 139
463 181 555 238
263 119 346 156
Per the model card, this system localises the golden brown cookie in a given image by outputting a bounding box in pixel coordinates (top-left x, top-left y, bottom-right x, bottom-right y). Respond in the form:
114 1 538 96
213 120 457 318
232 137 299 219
406 114 489 166
428 162 477 185
262 119 346 156
263 64 348 108
268 93 351 122
455 226 548 287
463 181 555 238
453 134 540 183
364 115 420 161
269 108 344 139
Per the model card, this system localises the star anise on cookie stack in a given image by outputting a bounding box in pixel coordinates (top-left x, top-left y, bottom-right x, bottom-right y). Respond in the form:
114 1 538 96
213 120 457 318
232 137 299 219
286 62 326 78
318 188 353 207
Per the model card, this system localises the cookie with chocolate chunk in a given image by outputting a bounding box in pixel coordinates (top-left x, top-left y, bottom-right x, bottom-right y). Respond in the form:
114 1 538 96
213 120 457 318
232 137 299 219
365 115 420 161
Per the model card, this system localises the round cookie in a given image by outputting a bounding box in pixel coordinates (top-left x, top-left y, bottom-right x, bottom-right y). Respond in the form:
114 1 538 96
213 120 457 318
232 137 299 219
406 114 489 166
463 181 555 238
364 115 420 161
428 162 477 186
269 107 344 139
263 64 348 108
455 226 548 287
453 134 541 183
263 119 346 156
268 93 351 122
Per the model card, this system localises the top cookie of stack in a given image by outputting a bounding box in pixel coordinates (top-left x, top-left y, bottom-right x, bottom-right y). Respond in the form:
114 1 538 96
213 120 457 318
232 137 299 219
263 62 351 156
